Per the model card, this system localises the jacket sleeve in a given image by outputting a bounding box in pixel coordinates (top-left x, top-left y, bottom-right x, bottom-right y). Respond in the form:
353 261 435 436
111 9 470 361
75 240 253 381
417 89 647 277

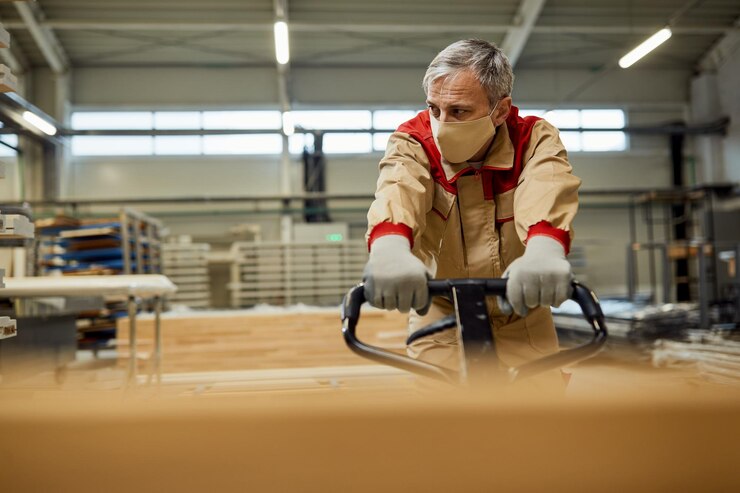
513 119 581 254
366 131 434 250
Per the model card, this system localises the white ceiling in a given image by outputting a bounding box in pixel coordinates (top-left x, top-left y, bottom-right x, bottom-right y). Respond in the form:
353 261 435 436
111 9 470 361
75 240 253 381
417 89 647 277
0 0 736 71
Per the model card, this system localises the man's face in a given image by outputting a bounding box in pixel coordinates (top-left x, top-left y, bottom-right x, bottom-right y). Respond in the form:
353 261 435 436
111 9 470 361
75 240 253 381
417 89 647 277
426 69 511 125
426 70 491 123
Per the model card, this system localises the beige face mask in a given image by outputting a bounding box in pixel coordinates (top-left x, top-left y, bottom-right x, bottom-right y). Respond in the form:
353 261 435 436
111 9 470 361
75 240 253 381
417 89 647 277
430 102 498 164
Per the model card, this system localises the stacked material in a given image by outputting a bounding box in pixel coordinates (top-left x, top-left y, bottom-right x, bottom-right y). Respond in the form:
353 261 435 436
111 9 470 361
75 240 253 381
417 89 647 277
0 205 35 340
0 262 16 339
229 240 367 307
37 210 163 276
162 241 210 309
552 298 695 346
0 315 16 339
116 306 408 375
35 216 81 275
35 211 164 348
653 331 740 385
0 212 34 243
39 219 134 346
42 220 133 275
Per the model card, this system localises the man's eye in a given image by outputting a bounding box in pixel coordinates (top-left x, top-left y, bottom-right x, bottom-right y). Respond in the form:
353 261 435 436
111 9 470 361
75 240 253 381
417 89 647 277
428 106 440 117
453 109 467 116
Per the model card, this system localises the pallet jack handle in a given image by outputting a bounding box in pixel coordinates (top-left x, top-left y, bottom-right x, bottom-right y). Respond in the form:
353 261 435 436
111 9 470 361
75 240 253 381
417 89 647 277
341 279 607 384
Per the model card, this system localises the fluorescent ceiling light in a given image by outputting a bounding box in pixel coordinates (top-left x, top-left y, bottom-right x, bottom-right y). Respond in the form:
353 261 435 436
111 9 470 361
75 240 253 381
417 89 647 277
274 21 290 65
22 111 57 136
619 28 672 69
282 111 294 136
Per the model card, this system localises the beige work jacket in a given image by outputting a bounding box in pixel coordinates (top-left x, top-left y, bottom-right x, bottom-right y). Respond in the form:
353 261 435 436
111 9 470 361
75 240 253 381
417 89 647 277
366 106 581 364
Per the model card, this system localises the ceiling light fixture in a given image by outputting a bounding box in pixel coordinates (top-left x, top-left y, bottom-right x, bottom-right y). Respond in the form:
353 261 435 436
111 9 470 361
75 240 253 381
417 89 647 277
274 21 290 65
619 28 672 69
22 111 57 136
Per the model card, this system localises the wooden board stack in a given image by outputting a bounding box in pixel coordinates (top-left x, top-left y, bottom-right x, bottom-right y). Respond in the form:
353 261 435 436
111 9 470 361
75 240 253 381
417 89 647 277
229 240 368 307
116 308 409 375
162 241 210 309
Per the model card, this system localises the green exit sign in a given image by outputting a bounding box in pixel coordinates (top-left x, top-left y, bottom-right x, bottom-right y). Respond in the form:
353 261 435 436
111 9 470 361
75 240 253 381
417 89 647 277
325 233 344 242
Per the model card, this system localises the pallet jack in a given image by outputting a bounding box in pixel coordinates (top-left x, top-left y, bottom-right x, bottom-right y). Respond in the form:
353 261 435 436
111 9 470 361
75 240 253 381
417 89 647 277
342 279 607 384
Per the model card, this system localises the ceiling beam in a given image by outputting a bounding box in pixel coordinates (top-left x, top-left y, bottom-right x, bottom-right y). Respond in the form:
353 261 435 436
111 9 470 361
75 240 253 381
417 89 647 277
501 0 547 67
0 20 26 74
0 20 734 36
697 16 740 71
273 0 293 208
14 1 68 73
273 0 291 113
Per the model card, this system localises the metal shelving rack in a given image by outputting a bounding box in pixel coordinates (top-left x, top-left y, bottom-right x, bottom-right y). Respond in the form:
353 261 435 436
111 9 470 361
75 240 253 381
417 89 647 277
162 240 210 308
626 185 740 329
120 208 163 275
0 25 36 341
229 240 367 307
33 208 164 348
39 208 164 276
0 204 34 340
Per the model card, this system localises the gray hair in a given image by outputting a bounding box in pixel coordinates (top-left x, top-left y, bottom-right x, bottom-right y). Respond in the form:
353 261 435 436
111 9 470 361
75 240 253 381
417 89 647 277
423 39 514 107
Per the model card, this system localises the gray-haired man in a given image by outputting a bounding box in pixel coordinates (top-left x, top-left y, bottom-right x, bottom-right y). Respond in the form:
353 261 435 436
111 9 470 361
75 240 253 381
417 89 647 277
363 39 581 377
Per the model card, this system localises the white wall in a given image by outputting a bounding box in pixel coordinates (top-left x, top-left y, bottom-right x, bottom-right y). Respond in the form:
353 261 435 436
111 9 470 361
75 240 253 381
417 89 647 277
716 46 740 182
65 156 282 199
71 66 691 108
691 30 740 184
0 159 22 202
56 65 693 295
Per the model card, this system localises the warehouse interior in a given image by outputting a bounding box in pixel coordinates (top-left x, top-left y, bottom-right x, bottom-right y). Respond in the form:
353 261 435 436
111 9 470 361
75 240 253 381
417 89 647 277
0 0 739 491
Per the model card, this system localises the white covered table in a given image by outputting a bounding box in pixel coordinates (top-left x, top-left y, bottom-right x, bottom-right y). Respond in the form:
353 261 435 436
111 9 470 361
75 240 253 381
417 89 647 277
1 275 177 384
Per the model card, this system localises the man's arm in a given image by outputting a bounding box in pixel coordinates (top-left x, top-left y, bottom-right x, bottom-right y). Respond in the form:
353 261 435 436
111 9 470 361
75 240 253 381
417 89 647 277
367 131 434 251
502 120 581 316
364 131 434 313
514 119 581 252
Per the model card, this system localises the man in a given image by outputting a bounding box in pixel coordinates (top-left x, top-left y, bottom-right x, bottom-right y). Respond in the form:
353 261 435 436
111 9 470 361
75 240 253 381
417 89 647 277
363 39 580 377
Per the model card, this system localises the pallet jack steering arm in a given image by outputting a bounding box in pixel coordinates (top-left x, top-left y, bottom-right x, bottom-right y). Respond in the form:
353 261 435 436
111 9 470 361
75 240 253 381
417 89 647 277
341 279 607 384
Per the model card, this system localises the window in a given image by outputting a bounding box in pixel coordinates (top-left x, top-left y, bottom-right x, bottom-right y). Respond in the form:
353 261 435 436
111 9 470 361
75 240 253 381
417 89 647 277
202 111 281 130
154 136 202 155
203 134 282 155
519 108 627 152
289 133 314 154
72 136 153 156
71 112 153 130
68 107 623 157
323 133 373 154
373 110 418 130
0 132 18 157
292 110 371 130
373 132 393 152
70 110 283 156
154 111 201 129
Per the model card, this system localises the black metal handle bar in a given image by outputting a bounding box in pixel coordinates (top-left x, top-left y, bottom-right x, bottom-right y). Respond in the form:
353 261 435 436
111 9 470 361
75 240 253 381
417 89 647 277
341 279 607 384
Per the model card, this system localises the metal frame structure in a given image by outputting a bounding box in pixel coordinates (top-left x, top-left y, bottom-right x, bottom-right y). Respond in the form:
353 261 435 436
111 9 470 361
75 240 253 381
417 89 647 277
229 239 367 308
119 207 163 275
626 185 740 329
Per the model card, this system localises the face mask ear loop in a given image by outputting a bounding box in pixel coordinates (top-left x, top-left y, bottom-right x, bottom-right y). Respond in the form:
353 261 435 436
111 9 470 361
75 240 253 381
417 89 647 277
488 100 500 118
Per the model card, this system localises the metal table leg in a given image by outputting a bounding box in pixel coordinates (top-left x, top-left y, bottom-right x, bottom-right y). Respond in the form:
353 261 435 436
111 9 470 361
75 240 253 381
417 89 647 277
735 243 740 325
698 243 710 330
154 296 163 385
127 295 137 385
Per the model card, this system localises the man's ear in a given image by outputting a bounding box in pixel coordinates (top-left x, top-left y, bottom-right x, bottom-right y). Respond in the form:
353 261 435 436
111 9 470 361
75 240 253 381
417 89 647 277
493 97 512 126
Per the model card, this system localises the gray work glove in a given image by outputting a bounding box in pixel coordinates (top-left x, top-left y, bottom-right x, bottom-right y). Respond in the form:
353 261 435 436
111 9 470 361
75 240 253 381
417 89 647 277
363 234 429 313
497 235 573 317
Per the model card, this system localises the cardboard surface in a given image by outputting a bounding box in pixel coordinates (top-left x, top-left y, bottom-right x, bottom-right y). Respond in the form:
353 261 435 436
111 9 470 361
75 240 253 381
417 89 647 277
0 386 738 492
